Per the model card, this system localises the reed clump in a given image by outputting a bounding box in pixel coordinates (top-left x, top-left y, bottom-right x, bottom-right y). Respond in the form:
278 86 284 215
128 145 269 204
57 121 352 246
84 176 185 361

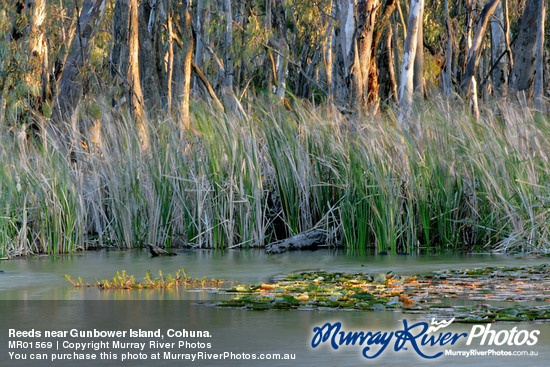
65 268 223 289
0 98 548 256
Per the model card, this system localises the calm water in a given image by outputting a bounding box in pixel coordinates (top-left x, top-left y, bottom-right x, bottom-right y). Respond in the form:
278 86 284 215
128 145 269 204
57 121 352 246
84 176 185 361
0 249 549 366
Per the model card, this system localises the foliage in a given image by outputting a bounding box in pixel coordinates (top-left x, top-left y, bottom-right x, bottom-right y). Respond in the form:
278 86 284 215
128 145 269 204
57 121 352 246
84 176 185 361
65 268 223 289
218 265 550 322
0 98 548 256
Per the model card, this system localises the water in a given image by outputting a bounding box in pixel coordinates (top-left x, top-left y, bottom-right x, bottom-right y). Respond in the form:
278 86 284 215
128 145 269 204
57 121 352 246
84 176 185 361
0 249 549 366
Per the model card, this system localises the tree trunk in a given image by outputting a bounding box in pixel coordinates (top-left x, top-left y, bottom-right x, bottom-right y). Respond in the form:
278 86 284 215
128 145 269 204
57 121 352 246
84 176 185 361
398 0 424 120
180 0 193 129
127 0 147 146
460 0 500 118
533 0 545 110
442 0 453 96
54 0 108 123
333 0 356 109
53 2 76 83
413 4 424 95
273 0 289 101
194 0 205 93
138 0 162 112
127 0 144 118
325 26 334 102
221 0 240 114
354 0 380 110
275 38 289 100
166 6 175 111
378 26 398 103
509 0 540 96
490 0 508 95
111 0 128 80
28 0 49 104
264 0 274 93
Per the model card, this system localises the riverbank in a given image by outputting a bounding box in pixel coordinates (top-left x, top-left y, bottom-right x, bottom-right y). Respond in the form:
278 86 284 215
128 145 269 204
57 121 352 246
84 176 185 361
1 101 548 257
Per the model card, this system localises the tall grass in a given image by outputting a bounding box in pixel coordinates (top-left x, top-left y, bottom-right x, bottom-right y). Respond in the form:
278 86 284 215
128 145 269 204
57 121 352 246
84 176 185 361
0 98 548 257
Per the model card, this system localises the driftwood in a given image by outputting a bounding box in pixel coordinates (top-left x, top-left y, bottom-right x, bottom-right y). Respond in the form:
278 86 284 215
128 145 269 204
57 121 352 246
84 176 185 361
265 230 328 254
145 244 177 257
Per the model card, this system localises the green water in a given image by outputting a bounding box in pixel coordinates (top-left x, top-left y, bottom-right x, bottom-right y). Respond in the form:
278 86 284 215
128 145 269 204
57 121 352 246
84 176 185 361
0 250 548 366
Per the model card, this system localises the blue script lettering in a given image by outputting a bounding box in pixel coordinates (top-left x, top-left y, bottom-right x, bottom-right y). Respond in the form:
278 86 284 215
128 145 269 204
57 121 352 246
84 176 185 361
311 320 467 359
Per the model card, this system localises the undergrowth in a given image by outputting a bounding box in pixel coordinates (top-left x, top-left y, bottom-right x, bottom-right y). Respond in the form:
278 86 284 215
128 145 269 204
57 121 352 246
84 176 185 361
0 98 548 256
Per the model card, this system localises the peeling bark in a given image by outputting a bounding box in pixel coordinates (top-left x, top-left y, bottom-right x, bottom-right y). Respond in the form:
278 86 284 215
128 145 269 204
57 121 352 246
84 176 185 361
28 0 49 103
355 0 380 109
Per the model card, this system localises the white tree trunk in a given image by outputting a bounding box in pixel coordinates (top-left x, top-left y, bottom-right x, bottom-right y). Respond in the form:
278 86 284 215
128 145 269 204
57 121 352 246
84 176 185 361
333 0 356 107
413 4 424 94
460 0 500 119
491 1 508 95
398 0 424 120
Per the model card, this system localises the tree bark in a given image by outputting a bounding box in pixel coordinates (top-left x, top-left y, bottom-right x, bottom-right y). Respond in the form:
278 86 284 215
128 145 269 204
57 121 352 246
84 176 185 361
509 0 540 96
398 0 424 120
138 0 162 112
378 26 398 103
413 3 424 95
460 0 500 118
273 0 289 101
333 0 356 109
354 0 380 110
194 0 205 93
533 0 545 110
221 0 241 114
166 5 175 111
180 0 193 129
127 0 147 147
442 0 453 96
111 0 128 80
54 0 108 123
490 0 508 95
28 0 49 103
265 229 328 254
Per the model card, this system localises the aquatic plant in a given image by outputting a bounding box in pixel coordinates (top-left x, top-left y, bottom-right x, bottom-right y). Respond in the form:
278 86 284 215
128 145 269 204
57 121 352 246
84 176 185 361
0 98 548 256
65 268 223 290
218 265 550 322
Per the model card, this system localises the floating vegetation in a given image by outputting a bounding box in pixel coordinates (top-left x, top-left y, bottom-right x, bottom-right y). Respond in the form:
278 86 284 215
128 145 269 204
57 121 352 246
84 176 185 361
218 265 550 322
65 268 224 290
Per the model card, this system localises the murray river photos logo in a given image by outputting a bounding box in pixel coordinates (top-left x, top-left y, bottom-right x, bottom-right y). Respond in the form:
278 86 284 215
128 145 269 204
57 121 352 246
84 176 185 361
311 318 540 359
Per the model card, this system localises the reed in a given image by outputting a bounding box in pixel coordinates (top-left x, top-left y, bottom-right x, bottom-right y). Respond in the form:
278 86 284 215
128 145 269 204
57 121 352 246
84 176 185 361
0 98 548 256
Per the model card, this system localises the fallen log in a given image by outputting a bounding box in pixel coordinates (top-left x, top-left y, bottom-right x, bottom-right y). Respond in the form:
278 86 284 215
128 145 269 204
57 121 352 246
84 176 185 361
145 243 177 257
265 230 328 254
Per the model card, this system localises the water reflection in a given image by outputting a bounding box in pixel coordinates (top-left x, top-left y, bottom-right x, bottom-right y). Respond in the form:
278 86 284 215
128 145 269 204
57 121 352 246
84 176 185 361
0 250 549 366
